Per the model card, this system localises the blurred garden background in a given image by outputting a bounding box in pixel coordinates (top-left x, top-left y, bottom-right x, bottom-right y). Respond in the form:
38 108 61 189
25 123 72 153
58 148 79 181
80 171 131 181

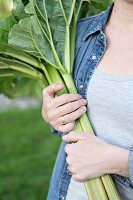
0 1 62 198
0 95 61 200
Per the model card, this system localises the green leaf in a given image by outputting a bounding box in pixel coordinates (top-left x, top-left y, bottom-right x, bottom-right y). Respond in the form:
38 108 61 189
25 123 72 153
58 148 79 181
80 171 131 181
0 75 44 98
0 16 16 43
12 0 29 20
2 0 111 95
10 77 45 97
0 42 41 68
0 56 45 80
0 69 14 77
9 0 86 72
22 0 30 6
0 76 15 98
35 0 75 65
8 17 57 67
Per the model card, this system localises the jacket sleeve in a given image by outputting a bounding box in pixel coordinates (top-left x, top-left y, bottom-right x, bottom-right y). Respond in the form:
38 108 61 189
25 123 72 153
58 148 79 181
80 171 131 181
129 146 133 185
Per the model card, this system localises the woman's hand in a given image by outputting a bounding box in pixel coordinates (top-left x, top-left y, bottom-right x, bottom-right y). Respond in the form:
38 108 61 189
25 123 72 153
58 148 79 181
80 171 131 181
63 131 129 182
42 83 87 133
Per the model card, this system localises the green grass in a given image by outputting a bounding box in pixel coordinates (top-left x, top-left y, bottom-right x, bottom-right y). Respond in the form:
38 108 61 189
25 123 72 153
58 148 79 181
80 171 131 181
0 106 61 200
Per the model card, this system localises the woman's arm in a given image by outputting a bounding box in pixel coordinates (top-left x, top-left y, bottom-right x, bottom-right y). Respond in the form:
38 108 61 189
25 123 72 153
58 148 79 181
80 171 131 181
63 131 129 182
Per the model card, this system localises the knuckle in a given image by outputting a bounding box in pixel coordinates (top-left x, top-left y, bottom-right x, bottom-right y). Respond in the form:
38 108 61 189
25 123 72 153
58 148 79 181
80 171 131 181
66 156 71 164
71 167 76 174
81 106 87 111
72 174 83 182
68 166 76 174
83 105 86 109
65 144 71 153
62 125 70 133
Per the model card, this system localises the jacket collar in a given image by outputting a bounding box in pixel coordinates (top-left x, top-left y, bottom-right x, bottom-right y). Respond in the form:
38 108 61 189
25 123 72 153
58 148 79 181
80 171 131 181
83 3 114 41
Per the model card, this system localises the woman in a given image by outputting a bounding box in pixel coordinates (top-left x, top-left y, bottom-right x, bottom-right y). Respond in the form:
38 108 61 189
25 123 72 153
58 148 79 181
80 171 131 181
42 1 133 199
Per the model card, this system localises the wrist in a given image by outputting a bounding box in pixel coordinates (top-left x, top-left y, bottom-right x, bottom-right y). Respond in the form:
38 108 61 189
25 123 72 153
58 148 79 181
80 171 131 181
105 144 129 177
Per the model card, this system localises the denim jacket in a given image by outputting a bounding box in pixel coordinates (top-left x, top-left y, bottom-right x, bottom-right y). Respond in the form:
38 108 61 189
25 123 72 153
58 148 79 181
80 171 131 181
47 4 133 200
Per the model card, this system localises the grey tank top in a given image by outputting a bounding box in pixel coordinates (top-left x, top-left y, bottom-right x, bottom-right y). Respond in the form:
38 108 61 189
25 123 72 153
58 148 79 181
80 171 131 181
66 68 133 200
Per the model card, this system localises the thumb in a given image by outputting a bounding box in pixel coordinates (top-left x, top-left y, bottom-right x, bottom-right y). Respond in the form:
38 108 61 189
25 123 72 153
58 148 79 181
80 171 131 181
62 131 88 142
42 83 64 99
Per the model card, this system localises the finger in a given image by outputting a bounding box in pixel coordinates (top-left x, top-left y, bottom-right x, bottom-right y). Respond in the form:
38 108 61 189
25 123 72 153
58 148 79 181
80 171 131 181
67 165 76 175
62 106 87 123
42 83 64 100
66 156 75 166
62 131 88 142
48 93 83 109
65 143 74 154
66 156 72 165
51 100 86 122
55 99 87 116
72 174 84 182
56 122 75 133
51 105 87 126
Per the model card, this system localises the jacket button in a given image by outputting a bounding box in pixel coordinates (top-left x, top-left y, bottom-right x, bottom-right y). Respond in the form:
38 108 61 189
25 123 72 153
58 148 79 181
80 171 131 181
59 197 65 200
79 84 84 89
92 55 97 60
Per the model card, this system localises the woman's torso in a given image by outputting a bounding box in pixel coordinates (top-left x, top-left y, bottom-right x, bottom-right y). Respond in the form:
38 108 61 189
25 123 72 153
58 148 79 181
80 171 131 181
66 13 133 200
66 67 133 200
47 4 133 199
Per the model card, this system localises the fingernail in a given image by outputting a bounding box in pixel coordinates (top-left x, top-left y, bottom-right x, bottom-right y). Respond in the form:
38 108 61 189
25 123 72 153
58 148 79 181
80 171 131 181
78 94 82 98
83 99 87 104
83 106 87 111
